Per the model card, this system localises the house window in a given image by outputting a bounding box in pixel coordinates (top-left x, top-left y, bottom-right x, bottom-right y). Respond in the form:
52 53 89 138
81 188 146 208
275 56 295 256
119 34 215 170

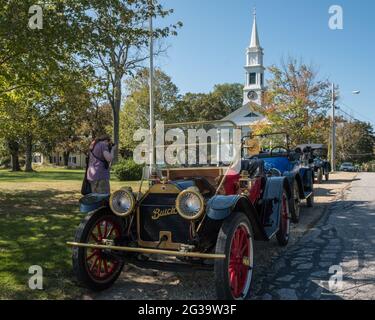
71 157 77 164
249 73 256 85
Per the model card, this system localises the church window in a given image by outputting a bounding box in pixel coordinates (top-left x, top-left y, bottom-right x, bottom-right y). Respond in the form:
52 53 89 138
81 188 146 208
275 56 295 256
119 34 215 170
245 112 259 118
260 73 264 86
249 73 256 85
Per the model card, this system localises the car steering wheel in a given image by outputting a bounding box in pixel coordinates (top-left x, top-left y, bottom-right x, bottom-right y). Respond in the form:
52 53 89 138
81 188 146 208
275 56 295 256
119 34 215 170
270 146 288 156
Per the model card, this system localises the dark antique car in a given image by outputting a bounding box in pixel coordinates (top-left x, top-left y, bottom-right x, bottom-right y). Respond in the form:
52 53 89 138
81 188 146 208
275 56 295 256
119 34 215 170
297 144 331 183
243 133 315 223
68 121 293 300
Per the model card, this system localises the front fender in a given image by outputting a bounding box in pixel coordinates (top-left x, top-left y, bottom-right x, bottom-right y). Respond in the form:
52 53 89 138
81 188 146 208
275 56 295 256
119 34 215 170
206 195 241 221
206 194 266 241
261 176 291 239
79 193 110 213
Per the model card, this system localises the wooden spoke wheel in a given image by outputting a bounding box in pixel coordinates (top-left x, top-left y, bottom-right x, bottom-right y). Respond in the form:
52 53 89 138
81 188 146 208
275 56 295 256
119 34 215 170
215 213 254 300
276 191 290 246
72 210 125 291
290 181 301 223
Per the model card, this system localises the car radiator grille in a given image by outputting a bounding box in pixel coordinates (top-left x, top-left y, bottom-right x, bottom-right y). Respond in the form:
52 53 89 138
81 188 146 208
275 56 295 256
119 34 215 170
138 194 191 244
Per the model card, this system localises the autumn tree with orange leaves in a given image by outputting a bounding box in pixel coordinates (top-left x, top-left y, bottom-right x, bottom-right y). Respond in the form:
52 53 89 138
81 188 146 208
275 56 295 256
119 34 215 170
252 58 333 147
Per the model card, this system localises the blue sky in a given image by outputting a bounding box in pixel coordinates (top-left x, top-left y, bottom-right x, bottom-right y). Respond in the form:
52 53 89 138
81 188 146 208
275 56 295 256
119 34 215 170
156 0 375 125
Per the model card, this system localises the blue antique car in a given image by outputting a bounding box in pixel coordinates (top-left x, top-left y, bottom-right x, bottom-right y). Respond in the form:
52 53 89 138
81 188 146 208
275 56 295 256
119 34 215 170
244 133 315 223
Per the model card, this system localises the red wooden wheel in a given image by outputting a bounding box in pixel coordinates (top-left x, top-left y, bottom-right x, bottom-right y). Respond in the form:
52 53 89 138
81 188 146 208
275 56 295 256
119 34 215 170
85 217 122 281
229 225 252 299
73 211 125 291
215 213 254 300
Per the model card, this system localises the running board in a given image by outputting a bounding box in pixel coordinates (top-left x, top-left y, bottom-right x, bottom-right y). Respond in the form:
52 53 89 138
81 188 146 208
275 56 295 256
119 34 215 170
128 258 214 272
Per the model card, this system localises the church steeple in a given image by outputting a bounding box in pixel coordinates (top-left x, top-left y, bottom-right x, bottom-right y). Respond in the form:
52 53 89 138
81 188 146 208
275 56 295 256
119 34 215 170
243 8 265 107
250 9 260 48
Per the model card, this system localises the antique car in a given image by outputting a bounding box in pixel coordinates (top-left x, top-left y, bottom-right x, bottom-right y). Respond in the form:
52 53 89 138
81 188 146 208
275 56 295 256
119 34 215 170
67 121 293 300
297 144 331 183
243 133 315 223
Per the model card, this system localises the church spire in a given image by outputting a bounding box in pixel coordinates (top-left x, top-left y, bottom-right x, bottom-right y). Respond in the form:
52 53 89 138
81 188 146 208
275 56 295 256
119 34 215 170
243 7 264 107
250 8 260 48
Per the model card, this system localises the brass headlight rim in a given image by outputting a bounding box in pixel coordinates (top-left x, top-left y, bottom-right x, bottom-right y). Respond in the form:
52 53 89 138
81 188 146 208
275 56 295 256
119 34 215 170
175 188 205 221
109 188 136 217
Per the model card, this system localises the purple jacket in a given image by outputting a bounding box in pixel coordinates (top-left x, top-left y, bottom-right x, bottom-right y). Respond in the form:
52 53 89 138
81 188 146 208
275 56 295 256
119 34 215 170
87 141 110 182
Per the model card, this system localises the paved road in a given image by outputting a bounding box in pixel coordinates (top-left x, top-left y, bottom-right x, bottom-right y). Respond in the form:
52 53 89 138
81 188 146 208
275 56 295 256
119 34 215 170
252 172 375 300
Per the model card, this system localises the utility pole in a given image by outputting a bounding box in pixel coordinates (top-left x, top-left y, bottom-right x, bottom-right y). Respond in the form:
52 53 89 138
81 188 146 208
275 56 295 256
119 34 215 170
149 0 155 175
331 83 336 172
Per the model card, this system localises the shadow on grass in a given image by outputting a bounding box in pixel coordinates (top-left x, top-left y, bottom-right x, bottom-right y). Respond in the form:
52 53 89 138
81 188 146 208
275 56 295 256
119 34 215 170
0 188 86 299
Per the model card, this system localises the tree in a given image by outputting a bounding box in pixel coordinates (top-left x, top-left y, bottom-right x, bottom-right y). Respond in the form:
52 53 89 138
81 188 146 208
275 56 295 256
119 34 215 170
170 83 243 123
212 83 243 114
120 68 179 151
75 0 182 162
252 58 332 146
0 1 88 171
336 120 375 164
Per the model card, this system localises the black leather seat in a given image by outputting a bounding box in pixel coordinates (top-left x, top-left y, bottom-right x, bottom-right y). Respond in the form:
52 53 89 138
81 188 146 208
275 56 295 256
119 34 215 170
241 159 264 177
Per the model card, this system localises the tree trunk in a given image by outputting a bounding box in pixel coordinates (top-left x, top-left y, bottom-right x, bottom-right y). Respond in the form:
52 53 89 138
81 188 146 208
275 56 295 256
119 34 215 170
63 151 70 167
8 140 21 172
25 134 33 172
112 79 122 164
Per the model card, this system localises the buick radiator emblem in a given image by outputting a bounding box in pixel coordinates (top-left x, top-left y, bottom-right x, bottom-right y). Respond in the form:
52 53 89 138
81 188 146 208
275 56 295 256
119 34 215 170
152 208 178 220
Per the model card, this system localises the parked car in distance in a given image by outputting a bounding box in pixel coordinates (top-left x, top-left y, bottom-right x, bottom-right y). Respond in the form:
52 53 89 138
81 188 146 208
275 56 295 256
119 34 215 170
340 162 356 172
296 144 331 183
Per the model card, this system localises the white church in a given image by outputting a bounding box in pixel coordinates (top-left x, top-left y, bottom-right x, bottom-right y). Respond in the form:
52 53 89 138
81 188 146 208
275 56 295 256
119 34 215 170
222 11 266 135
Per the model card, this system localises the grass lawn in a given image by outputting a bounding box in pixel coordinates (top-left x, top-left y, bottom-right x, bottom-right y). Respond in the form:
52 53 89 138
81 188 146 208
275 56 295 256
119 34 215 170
0 167 140 299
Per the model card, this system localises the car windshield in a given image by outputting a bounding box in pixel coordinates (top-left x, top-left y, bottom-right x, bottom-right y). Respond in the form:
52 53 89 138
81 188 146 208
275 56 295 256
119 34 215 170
153 120 241 170
243 132 290 156
342 163 353 166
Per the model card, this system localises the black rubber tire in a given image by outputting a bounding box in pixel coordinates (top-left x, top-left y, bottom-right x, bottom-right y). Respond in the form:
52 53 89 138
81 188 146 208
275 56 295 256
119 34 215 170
276 190 290 247
306 192 314 208
214 212 254 300
290 181 300 223
72 210 125 291
317 168 323 184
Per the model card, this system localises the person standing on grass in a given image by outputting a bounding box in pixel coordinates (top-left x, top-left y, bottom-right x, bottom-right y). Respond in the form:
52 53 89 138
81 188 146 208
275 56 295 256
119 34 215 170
87 134 116 194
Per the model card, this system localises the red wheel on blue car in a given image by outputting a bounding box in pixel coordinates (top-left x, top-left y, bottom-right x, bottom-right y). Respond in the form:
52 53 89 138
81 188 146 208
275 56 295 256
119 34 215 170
215 212 254 300
72 210 125 291
276 191 290 246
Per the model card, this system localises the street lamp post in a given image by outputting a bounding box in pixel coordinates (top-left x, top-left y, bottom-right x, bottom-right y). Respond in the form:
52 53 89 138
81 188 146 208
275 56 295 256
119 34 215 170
331 87 361 173
149 0 155 175
331 83 336 173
